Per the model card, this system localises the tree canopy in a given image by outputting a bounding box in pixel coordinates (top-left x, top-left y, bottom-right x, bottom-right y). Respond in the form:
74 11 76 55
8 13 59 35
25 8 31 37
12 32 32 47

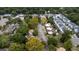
9 43 25 51
48 36 58 47
0 35 10 48
25 37 45 51
60 30 72 43
28 17 39 29
64 40 72 51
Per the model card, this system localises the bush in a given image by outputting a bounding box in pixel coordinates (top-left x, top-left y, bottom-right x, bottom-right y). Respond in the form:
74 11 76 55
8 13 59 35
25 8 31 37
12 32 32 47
48 44 56 51
9 43 25 51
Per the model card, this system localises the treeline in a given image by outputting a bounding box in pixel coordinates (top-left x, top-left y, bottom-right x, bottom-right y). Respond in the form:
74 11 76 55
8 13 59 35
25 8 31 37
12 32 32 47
0 7 62 15
0 7 79 25
0 7 79 14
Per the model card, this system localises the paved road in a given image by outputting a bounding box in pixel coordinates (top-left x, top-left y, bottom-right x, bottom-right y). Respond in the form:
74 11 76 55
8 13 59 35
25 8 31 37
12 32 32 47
38 23 48 42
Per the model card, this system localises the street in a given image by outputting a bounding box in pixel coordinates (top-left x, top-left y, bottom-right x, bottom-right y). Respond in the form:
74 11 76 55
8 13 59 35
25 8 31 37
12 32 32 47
38 23 48 42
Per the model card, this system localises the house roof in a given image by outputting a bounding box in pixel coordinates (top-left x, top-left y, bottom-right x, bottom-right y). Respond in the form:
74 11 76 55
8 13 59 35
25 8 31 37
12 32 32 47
0 18 9 27
46 27 52 31
47 31 53 34
45 23 51 26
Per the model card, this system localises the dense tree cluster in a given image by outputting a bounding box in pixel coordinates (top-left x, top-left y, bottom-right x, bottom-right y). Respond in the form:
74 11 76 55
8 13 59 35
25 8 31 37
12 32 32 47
60 30 72 43
0 7 79 25
47 36 58 51
60 30 73 51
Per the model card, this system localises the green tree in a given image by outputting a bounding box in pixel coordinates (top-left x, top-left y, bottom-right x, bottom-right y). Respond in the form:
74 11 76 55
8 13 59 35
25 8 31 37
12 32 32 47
48 17 53 24
0 35 9 48
11 33 26 43
60 30 72 43
41 17 48 24
25 37 45 51
48 44 56 51
33 28 38 36
64 40 72 51
17 24 28 35
48 36 58 47
9 43 25 51
76 45 79 51
0 26 2 30
28 17 38 29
